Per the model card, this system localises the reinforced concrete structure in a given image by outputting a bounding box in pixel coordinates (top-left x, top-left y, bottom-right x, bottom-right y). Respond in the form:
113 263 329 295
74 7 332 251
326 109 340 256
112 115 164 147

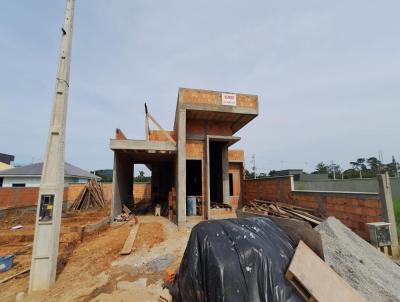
110 88 258 224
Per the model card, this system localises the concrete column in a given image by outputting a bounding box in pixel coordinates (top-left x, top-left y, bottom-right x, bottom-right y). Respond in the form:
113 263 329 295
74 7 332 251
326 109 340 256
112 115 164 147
176 109 186 225
205 138 210 219
111 152 133 219
378 173 399 257
222 144 229 204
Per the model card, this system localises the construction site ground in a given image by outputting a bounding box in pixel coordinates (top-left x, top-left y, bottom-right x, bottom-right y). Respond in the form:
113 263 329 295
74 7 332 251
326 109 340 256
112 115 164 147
0 209 196 302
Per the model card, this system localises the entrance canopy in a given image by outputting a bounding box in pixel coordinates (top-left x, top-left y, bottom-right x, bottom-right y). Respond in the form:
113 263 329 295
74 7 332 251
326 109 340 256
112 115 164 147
110 139 176 163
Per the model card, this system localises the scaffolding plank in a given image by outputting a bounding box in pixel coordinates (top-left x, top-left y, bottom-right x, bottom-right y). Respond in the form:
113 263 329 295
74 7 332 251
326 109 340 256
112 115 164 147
120 223 139 255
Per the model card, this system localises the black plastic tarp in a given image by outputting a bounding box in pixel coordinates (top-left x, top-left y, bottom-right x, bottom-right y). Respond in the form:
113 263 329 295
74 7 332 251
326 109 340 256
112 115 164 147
171 217 302 302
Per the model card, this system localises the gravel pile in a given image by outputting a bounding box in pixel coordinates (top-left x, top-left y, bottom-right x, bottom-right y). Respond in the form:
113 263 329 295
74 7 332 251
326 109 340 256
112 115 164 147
315 217 400 302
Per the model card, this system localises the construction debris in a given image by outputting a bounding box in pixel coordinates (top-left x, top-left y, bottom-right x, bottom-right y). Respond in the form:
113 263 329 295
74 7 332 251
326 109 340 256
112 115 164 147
10 225 23 230
159 288 173 302
316 217 400 302
286 240 364 302
243 199 323 226
69 180 106 211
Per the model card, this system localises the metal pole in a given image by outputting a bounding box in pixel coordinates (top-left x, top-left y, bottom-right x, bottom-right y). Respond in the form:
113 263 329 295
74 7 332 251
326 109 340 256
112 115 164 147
29 0 75 292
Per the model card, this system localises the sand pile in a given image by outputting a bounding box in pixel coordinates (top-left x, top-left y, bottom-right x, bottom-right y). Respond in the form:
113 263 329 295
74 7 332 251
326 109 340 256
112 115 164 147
316 217 400 302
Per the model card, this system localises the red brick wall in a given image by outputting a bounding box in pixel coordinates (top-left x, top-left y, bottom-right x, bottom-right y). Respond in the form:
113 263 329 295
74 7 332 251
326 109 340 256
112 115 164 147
228 150 244 162
0 183 152 211
186 140 204 158
243 176 383 239
0 187 40 210
186 119 233 136
149 130 177 142
65 183 151 203
180 88 258 108
229 162 243 209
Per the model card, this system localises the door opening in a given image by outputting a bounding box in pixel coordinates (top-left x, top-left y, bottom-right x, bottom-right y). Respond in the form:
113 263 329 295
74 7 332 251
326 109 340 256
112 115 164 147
209 141 223 203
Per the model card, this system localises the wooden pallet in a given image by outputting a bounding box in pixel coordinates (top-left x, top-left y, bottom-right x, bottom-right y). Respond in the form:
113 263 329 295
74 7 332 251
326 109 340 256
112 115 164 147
286 241 365 302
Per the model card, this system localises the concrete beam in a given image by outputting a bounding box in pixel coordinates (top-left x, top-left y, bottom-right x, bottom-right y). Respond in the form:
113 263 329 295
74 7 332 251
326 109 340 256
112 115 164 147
110 139 177 151
182 103 258 116
206 135 240 147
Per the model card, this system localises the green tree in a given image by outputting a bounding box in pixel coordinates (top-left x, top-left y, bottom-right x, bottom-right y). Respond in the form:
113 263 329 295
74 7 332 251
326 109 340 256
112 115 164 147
367 157 381 174
350 158 366 178
386 156 399 177
134 170 151 182
343 169 359 179
313 162 328 174
269 170 277 176
327 163 342 179
245 169 255 179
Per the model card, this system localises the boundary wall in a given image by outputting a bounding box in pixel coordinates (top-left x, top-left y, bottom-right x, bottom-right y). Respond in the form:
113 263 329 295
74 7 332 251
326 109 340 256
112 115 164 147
294 177 400 200
244 176 385 240
0 183 151 210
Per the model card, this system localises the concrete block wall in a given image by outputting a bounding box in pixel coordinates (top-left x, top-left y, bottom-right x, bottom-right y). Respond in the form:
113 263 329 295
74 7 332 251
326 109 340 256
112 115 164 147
243 176 383 239
295 177 400 200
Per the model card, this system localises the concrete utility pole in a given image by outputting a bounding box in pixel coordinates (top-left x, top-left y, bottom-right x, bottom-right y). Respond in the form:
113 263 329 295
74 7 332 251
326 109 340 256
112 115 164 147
251 154 256 179
330 160 336 180
29 0 75 292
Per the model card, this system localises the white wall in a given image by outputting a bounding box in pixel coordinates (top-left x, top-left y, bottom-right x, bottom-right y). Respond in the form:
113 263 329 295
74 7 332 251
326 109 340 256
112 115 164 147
1 177 88 187
2 177 41 187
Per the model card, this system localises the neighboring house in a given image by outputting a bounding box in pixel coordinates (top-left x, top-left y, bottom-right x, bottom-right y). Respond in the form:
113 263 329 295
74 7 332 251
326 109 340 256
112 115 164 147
0 162 13 171
270 169 329 181
0 153 15 165
0 162 100 187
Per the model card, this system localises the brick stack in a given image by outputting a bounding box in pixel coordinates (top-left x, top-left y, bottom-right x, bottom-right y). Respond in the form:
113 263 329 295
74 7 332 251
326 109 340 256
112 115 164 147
164 266 177 284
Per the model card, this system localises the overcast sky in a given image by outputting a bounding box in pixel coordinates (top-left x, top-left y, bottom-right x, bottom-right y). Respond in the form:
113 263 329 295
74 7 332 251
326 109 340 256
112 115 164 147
1 1 399 174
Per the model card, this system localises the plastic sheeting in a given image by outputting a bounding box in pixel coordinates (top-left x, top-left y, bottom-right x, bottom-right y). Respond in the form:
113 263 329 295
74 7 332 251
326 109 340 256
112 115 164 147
171 217 302 302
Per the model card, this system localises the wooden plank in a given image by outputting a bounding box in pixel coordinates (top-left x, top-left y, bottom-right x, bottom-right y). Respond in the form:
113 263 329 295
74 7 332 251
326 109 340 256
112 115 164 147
0 268 30 284
283 208 321 225
120 223 140 255
123 205 132 214
147 113 176 145
286 241 365 302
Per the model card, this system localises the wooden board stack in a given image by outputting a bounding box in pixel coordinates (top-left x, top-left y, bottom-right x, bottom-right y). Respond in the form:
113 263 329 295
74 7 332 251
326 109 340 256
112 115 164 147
286 241 365 302
70 180 106 211
243 199 323 226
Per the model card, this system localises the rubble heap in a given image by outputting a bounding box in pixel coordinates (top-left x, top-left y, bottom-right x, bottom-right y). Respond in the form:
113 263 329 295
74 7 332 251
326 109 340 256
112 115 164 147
316 217 400 302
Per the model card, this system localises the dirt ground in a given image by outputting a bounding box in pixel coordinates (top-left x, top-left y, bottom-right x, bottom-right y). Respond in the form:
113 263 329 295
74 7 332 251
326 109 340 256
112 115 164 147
0 214 192 302
0 208 110 302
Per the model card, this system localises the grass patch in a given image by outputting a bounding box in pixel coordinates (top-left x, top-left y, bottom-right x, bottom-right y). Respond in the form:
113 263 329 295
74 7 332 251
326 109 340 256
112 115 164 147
394 199 400 240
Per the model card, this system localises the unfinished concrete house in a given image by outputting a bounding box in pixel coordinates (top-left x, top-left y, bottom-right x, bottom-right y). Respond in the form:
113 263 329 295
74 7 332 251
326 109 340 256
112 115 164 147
110 88 258 224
